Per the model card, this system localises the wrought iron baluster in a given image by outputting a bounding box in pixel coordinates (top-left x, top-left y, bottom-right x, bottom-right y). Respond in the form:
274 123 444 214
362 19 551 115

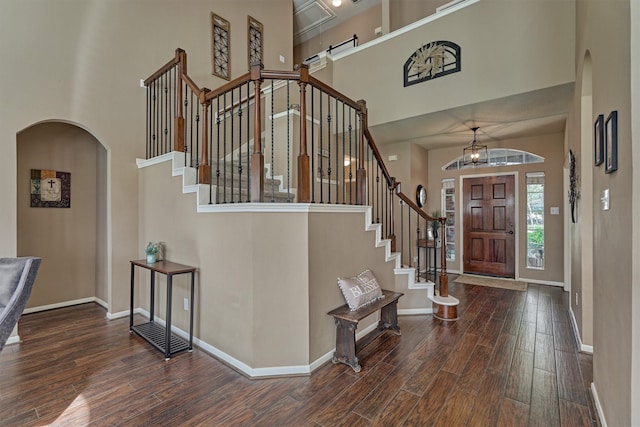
348 107 353 204
223 91 227 203
319 89 324 204
327 92 332 204
151 81 157 157
209 97 214 204
216 96 221 203
163 73 169 154
311 87 316 203
230 89 235 203
287 81 291 202
270 80 275 202
246 81 251 202
195 95 200 177
238 85 243 203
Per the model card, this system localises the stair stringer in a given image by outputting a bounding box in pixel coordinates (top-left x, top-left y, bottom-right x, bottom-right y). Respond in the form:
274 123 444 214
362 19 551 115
140 151 433 313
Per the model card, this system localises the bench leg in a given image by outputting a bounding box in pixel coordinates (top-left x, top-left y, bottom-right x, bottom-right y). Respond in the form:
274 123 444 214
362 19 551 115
378 300 401 335
331 318 361 372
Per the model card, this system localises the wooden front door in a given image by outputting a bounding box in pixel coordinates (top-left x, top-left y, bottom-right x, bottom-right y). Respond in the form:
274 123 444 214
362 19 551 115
463 175 516 278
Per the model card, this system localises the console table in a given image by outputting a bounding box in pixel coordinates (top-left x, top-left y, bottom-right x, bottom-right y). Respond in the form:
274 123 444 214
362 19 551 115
129 259 196 360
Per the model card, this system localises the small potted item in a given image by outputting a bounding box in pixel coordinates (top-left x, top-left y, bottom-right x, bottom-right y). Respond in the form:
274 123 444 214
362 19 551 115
145 242 159 264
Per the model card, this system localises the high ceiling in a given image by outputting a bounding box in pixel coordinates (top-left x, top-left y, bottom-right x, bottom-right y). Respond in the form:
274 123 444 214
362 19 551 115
293 0 572 150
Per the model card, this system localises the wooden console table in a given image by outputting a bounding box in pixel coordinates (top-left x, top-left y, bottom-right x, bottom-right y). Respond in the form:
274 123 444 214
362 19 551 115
328 289 403 372
129 259 196 360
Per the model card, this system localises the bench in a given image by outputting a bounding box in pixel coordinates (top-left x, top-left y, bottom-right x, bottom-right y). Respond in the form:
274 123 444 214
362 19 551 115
327 289 403 372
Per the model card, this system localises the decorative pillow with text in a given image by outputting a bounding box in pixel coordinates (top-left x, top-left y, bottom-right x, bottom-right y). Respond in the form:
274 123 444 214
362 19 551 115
337 269 384 311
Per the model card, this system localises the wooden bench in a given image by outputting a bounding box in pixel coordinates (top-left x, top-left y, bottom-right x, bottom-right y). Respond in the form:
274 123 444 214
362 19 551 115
327 289 403 372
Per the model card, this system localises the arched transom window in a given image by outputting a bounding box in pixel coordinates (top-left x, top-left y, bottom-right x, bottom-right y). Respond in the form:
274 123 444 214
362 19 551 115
442 149 544 171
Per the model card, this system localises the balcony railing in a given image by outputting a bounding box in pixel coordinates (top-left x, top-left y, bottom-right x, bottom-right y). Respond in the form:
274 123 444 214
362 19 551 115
143 48 450 295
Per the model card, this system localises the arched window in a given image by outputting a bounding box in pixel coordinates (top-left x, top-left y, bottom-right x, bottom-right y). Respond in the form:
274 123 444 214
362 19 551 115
442 149 544 171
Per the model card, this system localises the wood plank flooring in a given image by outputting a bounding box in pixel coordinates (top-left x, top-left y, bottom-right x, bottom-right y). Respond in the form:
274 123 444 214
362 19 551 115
0 282 599 426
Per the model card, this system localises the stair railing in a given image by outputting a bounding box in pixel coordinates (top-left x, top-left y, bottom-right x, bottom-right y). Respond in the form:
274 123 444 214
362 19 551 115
144 49 448 292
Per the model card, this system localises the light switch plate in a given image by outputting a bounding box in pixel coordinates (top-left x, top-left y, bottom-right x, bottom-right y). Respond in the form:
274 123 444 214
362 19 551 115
602 189 610 211
550 207 560 215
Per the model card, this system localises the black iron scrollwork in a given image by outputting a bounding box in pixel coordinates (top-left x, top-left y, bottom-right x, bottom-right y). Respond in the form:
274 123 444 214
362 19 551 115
568 149 579 223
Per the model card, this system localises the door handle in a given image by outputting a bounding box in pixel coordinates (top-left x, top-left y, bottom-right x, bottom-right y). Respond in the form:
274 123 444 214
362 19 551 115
508 230 514 234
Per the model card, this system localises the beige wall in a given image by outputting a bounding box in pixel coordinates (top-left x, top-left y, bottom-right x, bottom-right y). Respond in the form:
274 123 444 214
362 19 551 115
331 0 575 128
16 122 104 308
389 0 448 32
139 158 401 369
0 0 293 315
571 0 635 425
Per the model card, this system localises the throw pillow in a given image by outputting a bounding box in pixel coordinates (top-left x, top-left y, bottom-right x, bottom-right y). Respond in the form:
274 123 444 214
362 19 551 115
337 269 384 311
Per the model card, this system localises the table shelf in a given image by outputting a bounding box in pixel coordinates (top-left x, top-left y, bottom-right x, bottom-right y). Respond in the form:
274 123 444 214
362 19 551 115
129 259 196 360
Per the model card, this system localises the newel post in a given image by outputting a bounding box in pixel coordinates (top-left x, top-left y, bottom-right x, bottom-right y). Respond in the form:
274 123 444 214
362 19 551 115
356 99 368 205
197 88 211 185
174 48 187 153
438 217 449 297
297 64 310 203
250 63 264 202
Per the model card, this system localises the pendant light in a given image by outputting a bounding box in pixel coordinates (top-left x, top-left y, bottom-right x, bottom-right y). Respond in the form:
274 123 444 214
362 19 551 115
463 127 488 166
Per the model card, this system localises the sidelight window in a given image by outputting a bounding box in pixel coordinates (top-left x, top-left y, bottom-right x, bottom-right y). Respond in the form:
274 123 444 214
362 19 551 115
526 172 545 269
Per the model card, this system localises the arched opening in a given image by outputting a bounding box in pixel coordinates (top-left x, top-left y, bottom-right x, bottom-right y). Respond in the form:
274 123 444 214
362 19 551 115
16 121 108 312
572 51 594 350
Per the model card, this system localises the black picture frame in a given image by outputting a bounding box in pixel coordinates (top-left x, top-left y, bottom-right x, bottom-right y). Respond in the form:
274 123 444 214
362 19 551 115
594 114 604 166
605 110 618 174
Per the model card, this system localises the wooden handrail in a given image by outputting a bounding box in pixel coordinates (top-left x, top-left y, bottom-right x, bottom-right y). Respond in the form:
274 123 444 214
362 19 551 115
308 75 361 110
144 48 184 85
364 129 394 189
204 71 252 102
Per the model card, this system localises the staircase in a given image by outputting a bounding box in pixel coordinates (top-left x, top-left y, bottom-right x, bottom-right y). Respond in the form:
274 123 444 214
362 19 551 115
142 48 456 322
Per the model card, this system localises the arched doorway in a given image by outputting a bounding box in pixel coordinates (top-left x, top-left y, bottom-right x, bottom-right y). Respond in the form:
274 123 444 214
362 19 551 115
16 121 108 312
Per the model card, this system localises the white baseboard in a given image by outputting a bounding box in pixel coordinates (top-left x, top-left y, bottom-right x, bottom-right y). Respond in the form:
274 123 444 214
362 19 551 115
518 278 564 287
399 308 433 315
23 297 100 314
131 309 380 378
591 382 608 427
568 305 593 353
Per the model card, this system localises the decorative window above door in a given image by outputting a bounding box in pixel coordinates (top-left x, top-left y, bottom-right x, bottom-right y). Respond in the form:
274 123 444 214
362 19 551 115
443 149 544 171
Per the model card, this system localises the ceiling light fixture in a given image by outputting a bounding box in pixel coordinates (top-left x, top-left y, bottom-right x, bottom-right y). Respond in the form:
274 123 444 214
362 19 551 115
463 127 488 166
332 0 342 7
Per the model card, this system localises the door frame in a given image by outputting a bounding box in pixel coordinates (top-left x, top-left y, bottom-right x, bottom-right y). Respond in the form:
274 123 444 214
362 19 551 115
458 171 520 279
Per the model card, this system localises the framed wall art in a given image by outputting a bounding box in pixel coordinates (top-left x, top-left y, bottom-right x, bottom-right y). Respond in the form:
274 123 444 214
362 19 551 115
605 110 618 174
30 169 71 208
247 16 263 67
594 114 604 166
211 13 230 80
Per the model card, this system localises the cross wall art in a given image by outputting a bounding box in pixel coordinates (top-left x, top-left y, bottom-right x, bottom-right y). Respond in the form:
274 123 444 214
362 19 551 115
30 169 71 208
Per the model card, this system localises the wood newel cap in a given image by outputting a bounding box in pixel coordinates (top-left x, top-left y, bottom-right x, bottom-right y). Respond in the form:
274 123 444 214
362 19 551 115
297 63 309 83
199 88 211 104
250 63 264 81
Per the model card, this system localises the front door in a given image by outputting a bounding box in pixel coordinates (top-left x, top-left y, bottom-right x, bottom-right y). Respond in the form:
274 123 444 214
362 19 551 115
463 175 516 278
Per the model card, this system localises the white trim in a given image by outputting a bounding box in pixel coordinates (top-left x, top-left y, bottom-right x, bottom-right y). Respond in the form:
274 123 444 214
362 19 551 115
22 297 99 314
399 308 433 315
518 278 564 287
569 305 593 354
133 309 380 377
591 382 608 427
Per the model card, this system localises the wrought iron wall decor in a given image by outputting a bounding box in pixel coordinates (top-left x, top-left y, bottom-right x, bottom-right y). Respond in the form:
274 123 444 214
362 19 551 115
605 110 618 174
568 149 579 223
30 169 71 208
403 40 461 87
211 13 230 80
247 16 263 67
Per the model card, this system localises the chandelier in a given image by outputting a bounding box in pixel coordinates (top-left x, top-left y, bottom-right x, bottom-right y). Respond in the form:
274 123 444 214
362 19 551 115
463 127 488 166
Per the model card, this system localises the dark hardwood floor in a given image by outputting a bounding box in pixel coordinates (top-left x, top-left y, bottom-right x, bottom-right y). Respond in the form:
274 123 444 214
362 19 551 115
0 281 599 426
